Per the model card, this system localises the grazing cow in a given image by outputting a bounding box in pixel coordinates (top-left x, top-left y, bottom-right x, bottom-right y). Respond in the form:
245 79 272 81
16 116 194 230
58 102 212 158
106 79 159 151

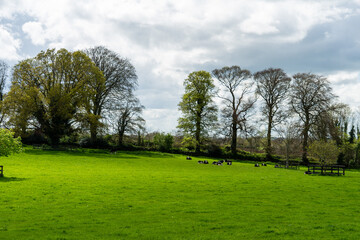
227 161 232 165
198 161 204 164
217 162 223 166
212 161 218 165
204 160 209 164
186 156 192 160
255 163 260 167
262 163 267 166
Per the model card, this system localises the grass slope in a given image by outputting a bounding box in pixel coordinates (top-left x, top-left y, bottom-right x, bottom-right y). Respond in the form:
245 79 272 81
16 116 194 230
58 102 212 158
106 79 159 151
1 148 360 239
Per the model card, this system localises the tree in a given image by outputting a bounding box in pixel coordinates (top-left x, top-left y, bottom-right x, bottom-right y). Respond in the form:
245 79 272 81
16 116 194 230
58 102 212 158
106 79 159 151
254 68 291 159
153 132 174 152
308 140 339 166
212 66 256 156
0 60 7 102
0 129 22 159
4 49 104 145
0 61 8 125
276 119 301 162
85 46 138 143
177 71 218 153
349 125 356 144
108 92 145 146
289 73 335 163
0 61 9 124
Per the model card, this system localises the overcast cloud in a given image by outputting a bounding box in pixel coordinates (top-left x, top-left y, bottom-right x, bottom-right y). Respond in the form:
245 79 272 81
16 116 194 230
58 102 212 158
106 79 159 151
0 0 360 132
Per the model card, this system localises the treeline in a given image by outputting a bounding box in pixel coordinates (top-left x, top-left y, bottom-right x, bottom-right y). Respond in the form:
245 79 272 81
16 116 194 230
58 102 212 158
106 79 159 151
1 50 359 166
176 67 360 166
0 47 144 147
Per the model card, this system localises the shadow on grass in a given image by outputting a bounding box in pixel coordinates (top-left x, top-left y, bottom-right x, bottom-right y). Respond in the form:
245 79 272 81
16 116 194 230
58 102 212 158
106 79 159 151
0 177 27 182
24 148 175 159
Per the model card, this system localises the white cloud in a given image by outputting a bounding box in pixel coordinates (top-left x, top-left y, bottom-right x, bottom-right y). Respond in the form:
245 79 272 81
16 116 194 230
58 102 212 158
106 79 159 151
327 71 360 109
22 21 46 45
143 108 180 133
0 25 21 60
327 71 360 84
0 0 359 131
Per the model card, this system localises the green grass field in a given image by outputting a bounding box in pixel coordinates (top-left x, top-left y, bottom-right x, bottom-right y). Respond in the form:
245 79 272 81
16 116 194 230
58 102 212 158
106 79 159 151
1 148 360 239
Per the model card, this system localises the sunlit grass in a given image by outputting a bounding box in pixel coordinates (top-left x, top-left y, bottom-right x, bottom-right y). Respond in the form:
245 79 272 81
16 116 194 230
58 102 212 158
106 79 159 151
1 148 360 239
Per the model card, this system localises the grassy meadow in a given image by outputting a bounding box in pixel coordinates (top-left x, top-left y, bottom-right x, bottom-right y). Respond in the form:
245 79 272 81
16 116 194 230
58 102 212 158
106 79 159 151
1 148 360 239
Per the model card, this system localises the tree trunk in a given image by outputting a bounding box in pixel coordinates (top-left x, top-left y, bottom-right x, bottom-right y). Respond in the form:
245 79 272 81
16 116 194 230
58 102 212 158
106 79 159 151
90 125 97 144
118 129 124 146
195 115 201 153
302 114 310 164
231 118 237 156
266 113 273 160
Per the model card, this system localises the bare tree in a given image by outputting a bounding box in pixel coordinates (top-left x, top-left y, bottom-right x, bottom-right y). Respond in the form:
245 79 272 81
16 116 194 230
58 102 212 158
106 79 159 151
289 73 335 163
275 119 301 162
254 68 291 159
0 60 7 101
212 66 256 156
108 91 145 146
0 60 8 125
85 46 138 143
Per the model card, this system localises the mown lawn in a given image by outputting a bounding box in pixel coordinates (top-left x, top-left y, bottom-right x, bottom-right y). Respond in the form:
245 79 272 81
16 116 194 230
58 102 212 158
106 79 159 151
1 148 360 239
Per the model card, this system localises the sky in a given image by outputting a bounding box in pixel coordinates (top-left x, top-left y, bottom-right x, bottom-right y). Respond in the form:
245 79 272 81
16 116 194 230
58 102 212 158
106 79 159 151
1 0 360 132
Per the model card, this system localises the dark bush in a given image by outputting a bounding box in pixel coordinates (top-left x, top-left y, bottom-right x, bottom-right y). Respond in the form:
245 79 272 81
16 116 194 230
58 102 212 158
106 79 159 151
79 136 111 149
206 144 223 157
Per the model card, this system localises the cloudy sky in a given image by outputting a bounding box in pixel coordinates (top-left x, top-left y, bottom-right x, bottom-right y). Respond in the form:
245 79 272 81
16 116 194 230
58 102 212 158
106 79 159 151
1 0 360 132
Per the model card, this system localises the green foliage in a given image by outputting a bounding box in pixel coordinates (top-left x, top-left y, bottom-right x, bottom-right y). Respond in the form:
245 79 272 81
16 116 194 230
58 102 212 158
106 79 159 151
339 141 357 166
4 48 105 145
205 143 222 157
181 135 196 151
308 140 339 166
153 132 173 152
349 125 356 144
0 129 22 157
177 71 218 152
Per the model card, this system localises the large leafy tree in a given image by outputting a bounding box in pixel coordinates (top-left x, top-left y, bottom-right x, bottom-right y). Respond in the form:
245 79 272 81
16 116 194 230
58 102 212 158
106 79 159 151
289 73 335 163
4 48 104 145
212 66 255 156
85 46 138 143
254 68 291 159
177 71 218 153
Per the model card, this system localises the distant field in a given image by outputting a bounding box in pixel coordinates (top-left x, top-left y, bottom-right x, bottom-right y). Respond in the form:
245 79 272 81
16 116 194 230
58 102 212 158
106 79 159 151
1 148 360 239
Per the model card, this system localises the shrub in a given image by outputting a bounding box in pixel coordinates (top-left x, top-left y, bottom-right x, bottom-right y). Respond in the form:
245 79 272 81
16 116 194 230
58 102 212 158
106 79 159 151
153 133 174 152
79 136 110 149
308 140 339 166
0 129 23 157
206 144 222 157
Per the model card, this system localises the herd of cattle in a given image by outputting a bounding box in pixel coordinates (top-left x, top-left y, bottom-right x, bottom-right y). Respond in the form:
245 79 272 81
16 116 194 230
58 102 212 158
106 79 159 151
186 157 232 165
186 156 270 167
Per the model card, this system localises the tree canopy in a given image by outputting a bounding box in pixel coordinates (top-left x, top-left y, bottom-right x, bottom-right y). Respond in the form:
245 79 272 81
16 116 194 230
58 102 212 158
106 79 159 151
4 48 104 145
177 71 218 153
84 46 138 143
212 66 255 156
290 73 335 163
254 68 291 159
